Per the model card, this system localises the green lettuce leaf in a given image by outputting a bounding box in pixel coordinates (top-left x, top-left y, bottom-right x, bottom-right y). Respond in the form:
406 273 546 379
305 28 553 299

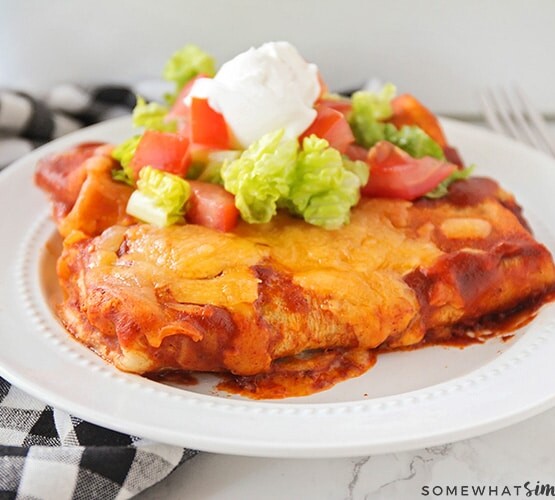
348 84 444 160
132 96 176 132
425 165 476 199
126 166 191 227
221 130 369 229
163 44 216 103
342 156 370 186
196 150 241 184
349 84 396 147
111 135 141 185
288 136 367 229
221 129 298 224
385 125 445 159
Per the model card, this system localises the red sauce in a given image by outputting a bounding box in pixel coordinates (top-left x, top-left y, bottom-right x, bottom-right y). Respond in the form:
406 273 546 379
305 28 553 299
253 264 310 315
217 349 376 400
141 286 554 399
144 370 198 386
35 142 106 219
416 177 499 207
404 239 552 328
383 288 554 352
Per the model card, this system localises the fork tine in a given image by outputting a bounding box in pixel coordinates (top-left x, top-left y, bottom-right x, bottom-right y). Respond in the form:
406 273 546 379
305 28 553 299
485 87 522 140
502 86 547 151
481 86 555 158
514 85 555 157
480 89 506 136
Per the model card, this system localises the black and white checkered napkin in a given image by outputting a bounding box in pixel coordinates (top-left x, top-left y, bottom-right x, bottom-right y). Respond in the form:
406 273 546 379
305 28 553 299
0 377 197 499
0 81 168 169
0 83 198 499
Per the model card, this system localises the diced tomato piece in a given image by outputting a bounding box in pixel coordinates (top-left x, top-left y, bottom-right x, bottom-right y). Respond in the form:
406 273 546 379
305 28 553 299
361 141 457 200
166 74 207 120
166 75 231 150
129 130 191 178
389 94 447 147
345 143 369 162
188 97 230 150
317 97 353 118
300 106 354 153
186 180 239 232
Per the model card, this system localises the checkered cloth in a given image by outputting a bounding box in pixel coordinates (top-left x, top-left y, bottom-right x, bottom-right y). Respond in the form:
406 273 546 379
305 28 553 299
0 83 198 499
0 81 168 169
0 378 197 499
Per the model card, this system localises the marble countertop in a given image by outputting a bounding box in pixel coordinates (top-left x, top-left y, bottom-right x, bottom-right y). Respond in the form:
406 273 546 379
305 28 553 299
137 406 555 499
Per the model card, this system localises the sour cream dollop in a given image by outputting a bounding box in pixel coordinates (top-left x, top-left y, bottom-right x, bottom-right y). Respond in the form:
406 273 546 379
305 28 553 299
187 41 321 147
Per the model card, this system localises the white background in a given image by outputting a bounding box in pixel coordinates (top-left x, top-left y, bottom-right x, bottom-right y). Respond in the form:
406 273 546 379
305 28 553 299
1 0 554 116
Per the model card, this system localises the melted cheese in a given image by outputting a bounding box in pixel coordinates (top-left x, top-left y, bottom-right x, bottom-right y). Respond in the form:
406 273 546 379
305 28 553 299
89 198 444 315
235 198 444 277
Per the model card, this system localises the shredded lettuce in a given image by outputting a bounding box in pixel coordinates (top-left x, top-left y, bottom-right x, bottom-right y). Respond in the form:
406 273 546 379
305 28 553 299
111 135 141 185
385 126 445 159
126 166 191 227
221 129 298 224
197 150 240 184
221 130 369 228
425 165 476 199
132 96 177 132
163 44 216 103
287 136 367 229
349 84 396 147
342 156 370 187
349 84 444 160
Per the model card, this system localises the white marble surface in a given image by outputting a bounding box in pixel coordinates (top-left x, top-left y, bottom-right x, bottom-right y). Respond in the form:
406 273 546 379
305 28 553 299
136 405 555 499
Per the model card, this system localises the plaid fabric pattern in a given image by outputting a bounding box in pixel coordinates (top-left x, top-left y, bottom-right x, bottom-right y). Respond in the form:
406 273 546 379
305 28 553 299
0 82 198 499
0 377 197 500
0 81 167 169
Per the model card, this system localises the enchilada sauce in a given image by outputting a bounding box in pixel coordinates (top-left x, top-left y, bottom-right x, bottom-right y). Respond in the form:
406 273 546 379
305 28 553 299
218 348 376 400
219 287 553 399
217 179 555 399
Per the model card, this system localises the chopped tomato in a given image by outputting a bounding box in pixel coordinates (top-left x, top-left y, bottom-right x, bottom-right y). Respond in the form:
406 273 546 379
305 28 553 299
317 97 353 118
129 130 191 178
166 75 231 150
389 94 447 147
166 74 207 120
300 106 354 153
186 180 239 232
361 141 457 200
345 143 369 162
187 97 230 150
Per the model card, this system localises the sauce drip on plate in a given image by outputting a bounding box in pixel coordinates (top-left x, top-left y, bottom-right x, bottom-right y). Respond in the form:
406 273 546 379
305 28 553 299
217 348 376 399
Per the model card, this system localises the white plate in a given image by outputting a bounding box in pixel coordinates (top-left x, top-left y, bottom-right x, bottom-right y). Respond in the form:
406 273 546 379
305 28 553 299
1 117 555 458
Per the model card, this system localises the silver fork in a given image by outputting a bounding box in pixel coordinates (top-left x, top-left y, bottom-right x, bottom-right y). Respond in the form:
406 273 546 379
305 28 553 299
480 85 555 157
